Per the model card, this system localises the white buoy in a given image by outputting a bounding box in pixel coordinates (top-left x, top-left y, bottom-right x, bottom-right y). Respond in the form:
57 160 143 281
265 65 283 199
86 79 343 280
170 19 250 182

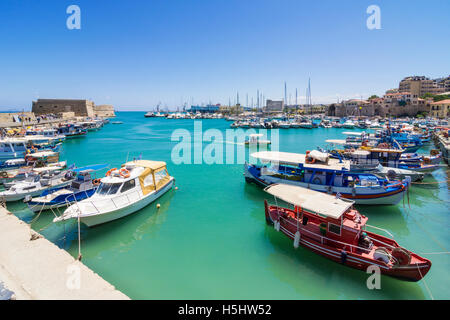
294 231 300 248
156 203 161 209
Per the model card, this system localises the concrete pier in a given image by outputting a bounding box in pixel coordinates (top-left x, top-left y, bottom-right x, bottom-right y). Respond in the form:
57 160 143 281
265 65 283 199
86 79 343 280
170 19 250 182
0 206 129 300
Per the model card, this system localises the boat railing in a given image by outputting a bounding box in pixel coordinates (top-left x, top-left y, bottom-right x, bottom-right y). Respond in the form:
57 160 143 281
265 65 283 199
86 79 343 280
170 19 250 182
66 188 143 215
364 224 394 239
276 212 396 254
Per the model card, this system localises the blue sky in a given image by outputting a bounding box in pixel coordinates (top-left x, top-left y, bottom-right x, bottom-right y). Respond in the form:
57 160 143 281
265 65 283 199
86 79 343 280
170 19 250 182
0 0 449 111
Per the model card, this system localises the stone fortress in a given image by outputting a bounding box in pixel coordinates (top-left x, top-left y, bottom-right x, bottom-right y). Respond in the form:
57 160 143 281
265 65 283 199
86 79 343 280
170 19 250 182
32 99 115 118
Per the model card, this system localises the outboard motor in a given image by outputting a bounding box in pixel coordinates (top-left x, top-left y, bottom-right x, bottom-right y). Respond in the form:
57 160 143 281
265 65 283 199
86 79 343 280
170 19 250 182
64 171 74 180
386 169 397 181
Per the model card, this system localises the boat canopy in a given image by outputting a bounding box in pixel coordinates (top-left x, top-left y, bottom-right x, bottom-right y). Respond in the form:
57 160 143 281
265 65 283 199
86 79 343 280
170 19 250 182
27 151 59 158
126 160 170 195
264 184 354 220
368 148 404 153
251 151 350 170
125 160 166 171
343 132 365 136
350 150 371 156
325 139 347 145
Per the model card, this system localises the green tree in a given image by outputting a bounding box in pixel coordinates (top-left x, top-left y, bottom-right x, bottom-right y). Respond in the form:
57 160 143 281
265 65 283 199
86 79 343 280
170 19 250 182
368 95 379 100
420 92 434 99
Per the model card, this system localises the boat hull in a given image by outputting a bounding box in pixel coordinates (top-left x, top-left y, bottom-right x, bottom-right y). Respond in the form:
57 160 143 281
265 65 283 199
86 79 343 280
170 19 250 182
28 188 97 213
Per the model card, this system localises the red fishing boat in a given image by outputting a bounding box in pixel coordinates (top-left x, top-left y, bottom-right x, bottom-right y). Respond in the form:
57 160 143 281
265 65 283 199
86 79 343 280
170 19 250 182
263 184 431 281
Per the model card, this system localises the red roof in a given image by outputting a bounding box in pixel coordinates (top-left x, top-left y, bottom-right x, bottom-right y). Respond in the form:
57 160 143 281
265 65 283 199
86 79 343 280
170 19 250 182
431 99 450 105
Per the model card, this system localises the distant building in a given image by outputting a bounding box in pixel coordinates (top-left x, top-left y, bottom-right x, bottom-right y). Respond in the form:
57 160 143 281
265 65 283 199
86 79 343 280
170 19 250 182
430 99 450 118
32 99 115 117
188 104 220 113
264 100 284 112
398 76 449 96
330 94 430 118
333 99 370 117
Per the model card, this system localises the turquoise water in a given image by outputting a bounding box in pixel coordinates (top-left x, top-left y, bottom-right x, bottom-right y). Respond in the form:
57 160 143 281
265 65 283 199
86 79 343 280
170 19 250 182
7 112 449 299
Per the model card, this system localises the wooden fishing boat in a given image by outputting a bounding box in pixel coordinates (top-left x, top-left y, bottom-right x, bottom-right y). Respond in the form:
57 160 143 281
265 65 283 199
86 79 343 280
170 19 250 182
245 151 409 205
263 184 431 281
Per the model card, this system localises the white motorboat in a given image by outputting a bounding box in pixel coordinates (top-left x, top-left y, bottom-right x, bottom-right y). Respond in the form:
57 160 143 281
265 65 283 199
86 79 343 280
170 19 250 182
1 161 67 187
54 160 174 227
278 121 291 129
343 120 356 129
0 170 74 202
245 134 271 146
374 164 424 182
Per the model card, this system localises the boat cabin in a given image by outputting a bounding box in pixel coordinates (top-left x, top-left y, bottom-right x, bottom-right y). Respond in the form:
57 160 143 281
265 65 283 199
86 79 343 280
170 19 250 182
264 184 370 253
70 169 94 191
96 160 171 197
0 140 27 154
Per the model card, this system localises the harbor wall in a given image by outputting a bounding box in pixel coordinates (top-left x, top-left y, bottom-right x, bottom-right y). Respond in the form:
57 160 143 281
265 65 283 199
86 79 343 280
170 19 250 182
0 112 36 123
0 206 129 300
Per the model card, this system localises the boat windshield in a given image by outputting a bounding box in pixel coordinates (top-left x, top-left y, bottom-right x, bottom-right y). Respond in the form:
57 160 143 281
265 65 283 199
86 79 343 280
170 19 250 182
96 182 122 195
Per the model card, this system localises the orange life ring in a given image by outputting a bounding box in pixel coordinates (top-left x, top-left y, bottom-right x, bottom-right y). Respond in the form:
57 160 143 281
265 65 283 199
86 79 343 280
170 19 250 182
106 168 117 176
92 179 101 186
119 168 130 178
306 157 315 164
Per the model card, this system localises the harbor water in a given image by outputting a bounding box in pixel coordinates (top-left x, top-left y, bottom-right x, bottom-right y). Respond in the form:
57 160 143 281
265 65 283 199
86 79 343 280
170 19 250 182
7 112 450 299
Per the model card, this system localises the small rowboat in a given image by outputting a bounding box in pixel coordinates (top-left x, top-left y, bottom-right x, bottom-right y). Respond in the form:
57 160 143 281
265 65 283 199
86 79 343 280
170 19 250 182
263 184 431 281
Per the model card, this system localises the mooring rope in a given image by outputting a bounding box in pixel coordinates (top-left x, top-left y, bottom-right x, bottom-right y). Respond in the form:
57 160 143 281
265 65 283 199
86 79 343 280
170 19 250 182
412 179 450 185
417 264 434 300
419 251 450 255
406 212 448 253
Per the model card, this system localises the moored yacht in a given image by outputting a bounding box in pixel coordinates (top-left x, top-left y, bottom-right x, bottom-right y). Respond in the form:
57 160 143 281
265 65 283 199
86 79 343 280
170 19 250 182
54 160 174 227
0 169 74 202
